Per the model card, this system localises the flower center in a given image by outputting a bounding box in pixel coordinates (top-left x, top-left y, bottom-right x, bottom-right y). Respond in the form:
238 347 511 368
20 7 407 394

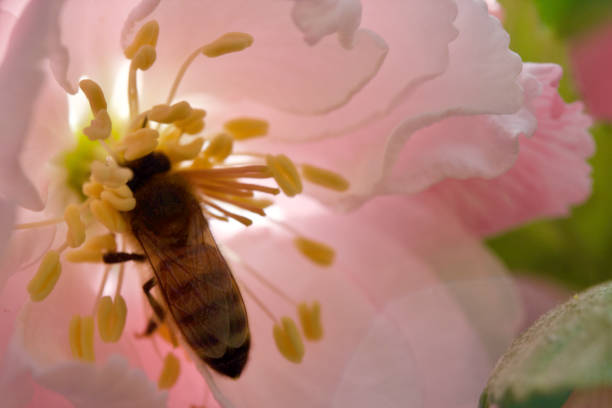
15 19 350 389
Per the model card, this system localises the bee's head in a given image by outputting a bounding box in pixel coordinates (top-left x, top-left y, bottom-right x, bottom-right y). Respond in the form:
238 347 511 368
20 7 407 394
125 152 171 191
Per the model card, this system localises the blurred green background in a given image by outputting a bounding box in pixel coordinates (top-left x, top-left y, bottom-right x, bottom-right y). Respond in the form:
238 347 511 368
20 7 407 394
489 0 612 290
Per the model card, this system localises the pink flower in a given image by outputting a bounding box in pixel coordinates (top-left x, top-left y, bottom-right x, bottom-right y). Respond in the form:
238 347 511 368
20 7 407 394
0 0 593 407
570 19 612 121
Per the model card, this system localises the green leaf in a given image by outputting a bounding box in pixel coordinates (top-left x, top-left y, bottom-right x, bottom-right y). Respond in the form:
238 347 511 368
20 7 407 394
481 281 612 408
533 0 612 38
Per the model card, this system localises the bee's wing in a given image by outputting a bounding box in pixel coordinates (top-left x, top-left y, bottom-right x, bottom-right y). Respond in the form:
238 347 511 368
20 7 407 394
132 209 248 359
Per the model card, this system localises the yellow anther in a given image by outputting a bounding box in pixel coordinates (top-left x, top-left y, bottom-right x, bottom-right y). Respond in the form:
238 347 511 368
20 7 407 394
124 20 159 59
298 301 323 341
224 117 269 140
91 160 133 189
266 154 303 197
100 189 136 212
131 44 157 71
301 164 350 192
201 32 254 58
273 317 304 363
163 137 205 162
26 251 61 302
64 204 86 248
83 109 112 141
69 315 95 362
158 353 181 389
149 101 192 123
294 237 335 267
174 108 206 135
97 295 127 343
66 233 116 263
121 128 159 161
79 79 107 114
82 180 104 198
203 133 233 162
90 199 127 233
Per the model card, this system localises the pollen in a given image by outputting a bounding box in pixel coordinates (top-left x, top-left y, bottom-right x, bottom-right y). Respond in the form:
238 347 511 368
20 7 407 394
83 109 112 141
266 154 303 197
202 133 233 163
69 315 95 362
174 108 206 135
26 251 61 302
158 352 181 389
294 237 335 267
90 199 128 233
64 204 86 248
66 233 117 263
149 101 192 123
201 32 254 58
224 117 268 140
162 136 205 163
97 295 127 343
90 160 133 188
118 128 159 161
124 20 160 59
301 164 350 192
79 79 107 114
273 317 305 363
131 44 157 71
298 301 323 341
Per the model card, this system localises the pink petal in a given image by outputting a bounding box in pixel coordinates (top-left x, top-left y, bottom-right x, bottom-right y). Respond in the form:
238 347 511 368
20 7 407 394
136 0 388 115
204 196 521 407
570 20 612 121
421 63 594 237
0 9 16 63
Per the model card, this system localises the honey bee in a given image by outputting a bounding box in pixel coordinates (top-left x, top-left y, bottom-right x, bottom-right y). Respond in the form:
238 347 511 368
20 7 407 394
123 151 250 378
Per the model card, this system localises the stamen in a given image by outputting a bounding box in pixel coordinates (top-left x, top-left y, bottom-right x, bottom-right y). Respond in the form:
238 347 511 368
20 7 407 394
26 250 61 302
149 101 192 123
156 323 179 348
224 117 268 140
202 133 233 162
90 199 128 233
129 45 157 117
83 181 104 199
166 32 254 103
293 237 335 267
97 295 127 343
64 204 86 248
79 79 107 114
91 160 133 189
199 198 252 226
195 178 279 197
180 165 271 179
237 278 278 323
301 164 349 192
83 109 112 141
119 128 159 161
298 301 323 341
66 233 117 263
69 315 95 362
266 154 302 197
174 108 206 135
273 317 304 364
201 208 229 222
100 185 137 211
14 217 64 230
158 352 181 390
201 32 254 58
199 191 266 216
124 20 159 59
163 137 205 163
92 265 112 314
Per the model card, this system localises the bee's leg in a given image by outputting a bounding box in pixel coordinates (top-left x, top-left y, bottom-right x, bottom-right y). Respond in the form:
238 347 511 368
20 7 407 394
138 277 170 340
103 252 146 264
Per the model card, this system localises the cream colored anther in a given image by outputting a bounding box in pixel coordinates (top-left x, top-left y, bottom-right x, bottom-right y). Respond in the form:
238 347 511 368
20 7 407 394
121 128 159 161
163 137 204 162
201 32 254 57
149 101 192 123
83 109 112 141
298 301 323 341
90 199 127 233
203 133 233 162
82 180 104 199
273 317 304 363
266 154 303 197
66 233 116 263
91 160 133 189
294 237 335 267
132 44 157 71
174 108 206 134
158 353 181 390
27 251 61 302
224 117 268 140
97 295 127 343
100 185 136 212
69 315 95 362
64 204 86 248
124 20 159 59
301 164 349 192
79 79 107 114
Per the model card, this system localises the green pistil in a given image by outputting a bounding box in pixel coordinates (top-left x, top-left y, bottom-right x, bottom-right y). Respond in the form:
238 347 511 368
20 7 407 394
62 131 107 199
